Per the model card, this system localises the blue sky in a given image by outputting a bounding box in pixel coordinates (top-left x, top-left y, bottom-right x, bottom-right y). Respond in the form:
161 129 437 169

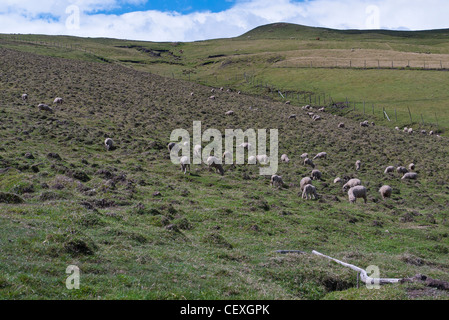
0 1 448 41
93 0 239 15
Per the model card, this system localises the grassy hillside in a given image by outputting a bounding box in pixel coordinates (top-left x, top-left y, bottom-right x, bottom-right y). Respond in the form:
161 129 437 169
1 45 449 300
3 23 448 134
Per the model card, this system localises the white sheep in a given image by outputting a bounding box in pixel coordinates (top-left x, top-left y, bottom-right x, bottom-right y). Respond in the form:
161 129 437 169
281 154 290 163
342 178 361 191
312 115 321 121
300 153 309 159
53 97 63 104
408 163 415 171
348 186 367 204
248 156 257 164
429 131 434 136
256 155 270 165
397 166 408 174
313 152 327 160
288 114 297 119
395 127 400 131
300 177 313 191
402 172 418 180
403 127 409 133
180 156 190 174
192 145 202 158
360 121 369 127
222 151 232 161
333 177 342 184
225 110 234 116
302 184 318 200
311 169 322 181
168 142 176 152
384 166 395 174
304 158 315 169
408 128 413 134
206 156 224 175
239 142 252 151
355 160 362 171
270 175 284 189
379 185 392 200
338 123 345 128
209 95 216 100
104 138 114 151
38 104 53 112
22 94 28 101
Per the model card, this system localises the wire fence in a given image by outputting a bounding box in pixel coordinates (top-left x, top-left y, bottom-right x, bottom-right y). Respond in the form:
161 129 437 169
1 34 441 131
275 59 449 70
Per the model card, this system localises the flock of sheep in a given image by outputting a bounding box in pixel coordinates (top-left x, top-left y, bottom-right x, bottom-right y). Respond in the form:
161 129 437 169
22 93 63 113
21 91 422 205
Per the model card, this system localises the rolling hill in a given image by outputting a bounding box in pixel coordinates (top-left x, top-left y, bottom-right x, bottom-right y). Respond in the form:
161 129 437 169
0 24 449 301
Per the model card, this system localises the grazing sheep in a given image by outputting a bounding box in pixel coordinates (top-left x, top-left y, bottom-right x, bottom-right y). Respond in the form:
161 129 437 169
209 95 216 100
288 114 297 119
312 115 321 121
225 110 234 116
303 158 315 169
222 151 232 161
318 107 325 112
355 160 362 171
307 112 315 117
397 166 408 174
248 156 257 164
429 131 434 136
300 153 309 159
338 123 345 128
371 122 375 126
53 97 63 104
38 104 53 112
104 138 114 151
239 142 252 151
22 94 28 101
395 127 400 131
311 169 322 181
360 121 369 127
302 105 311 110
348 186 367 204
302 184 318 200
180 156 190 174
285 101 291 105
270 175 284 188
421 130 427 135
409 163 415 171
211 89 215 93
379 185 392 200
168 142 177 152
190 92 194 96
256 155 270 165
237 91 241 94
206 156 224 176
402 172 418 180
313 152 327 160
193 145 202 158
334 177 342 184
343 178 361 191
384 166 395 174
408 128 413 134
281 154 290 163
300 177 313 191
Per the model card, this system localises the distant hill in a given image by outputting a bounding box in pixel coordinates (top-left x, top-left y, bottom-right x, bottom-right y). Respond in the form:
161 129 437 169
238 22 449 40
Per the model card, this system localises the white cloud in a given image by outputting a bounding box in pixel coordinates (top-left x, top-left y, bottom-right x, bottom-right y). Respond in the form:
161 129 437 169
0 0 448 41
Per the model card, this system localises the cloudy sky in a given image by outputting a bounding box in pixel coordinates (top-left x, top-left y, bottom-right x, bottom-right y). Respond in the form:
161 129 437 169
0 0 448 41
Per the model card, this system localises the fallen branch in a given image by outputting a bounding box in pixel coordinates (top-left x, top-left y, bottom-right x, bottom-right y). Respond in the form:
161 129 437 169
312 250 402 285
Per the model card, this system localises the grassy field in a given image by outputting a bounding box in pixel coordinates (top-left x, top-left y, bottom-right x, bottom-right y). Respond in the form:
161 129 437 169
4 23 448 133
0 24 449 301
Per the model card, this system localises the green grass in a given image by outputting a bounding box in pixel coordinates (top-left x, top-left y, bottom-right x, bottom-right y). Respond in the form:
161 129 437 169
0 25 449 300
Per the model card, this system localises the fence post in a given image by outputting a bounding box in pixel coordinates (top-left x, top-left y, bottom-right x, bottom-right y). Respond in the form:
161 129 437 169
408 107 413 123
